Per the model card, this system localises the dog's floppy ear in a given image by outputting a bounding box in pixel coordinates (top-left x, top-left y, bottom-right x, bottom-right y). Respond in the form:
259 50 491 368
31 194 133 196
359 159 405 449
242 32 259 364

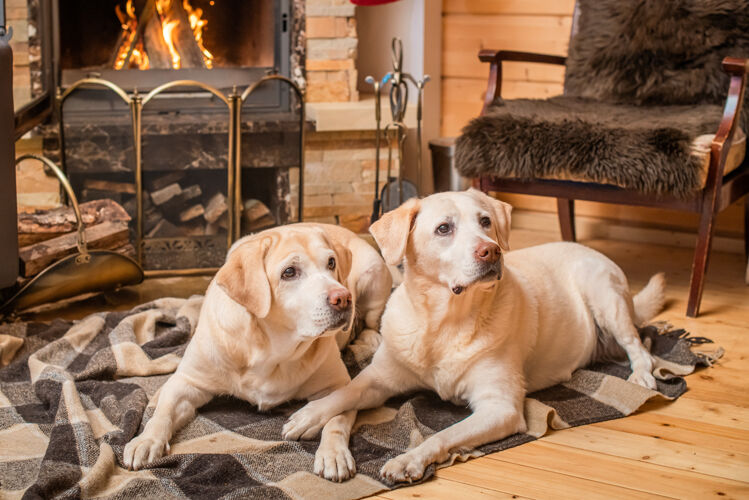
470 188 512 252
369 197 420 265
332 241 352 283
216 236 272 318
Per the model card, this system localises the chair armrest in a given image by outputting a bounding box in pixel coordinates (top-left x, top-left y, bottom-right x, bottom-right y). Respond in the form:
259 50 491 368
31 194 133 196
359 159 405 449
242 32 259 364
478 50 567 115
707 57 749 188
479 50 566 66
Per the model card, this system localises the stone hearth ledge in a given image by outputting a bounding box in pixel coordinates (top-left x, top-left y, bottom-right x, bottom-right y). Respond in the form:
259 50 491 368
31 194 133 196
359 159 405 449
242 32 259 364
305 94 417 132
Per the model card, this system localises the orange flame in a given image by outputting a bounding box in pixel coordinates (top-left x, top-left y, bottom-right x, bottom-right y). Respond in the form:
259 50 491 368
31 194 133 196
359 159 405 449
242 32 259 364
184 0 214 69
113 0 212 70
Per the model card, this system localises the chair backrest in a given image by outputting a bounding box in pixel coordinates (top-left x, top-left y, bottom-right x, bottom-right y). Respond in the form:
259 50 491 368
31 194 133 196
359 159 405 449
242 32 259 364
564 0 749 106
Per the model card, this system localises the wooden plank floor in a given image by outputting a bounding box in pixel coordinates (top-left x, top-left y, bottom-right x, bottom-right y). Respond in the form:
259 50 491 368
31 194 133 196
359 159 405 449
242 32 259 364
19 228 749 499
370 229 749 500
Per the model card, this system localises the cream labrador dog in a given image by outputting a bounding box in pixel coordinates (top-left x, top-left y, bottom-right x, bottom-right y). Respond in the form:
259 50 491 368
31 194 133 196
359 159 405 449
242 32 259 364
283 189 665 482
124 223 392 481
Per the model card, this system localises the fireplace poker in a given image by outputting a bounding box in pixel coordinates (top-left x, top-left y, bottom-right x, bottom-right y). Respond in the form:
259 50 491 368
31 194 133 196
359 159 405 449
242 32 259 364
365 75 382 224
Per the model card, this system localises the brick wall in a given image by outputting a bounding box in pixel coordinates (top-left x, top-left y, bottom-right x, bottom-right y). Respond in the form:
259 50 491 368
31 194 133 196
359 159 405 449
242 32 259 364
290 130 397 233
305 0 358 102
296 0 390 234
7 0 30 109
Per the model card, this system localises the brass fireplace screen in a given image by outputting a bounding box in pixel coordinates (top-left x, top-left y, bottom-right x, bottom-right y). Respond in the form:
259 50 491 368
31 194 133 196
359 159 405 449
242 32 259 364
56 75 305 277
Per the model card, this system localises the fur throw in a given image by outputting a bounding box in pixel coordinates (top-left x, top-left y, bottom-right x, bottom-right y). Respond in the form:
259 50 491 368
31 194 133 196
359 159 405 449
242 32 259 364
455 97 727 197
565 0 749 105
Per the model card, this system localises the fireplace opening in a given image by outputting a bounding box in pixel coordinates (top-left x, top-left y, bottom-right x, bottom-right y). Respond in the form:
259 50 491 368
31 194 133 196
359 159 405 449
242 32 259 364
58 0 290 90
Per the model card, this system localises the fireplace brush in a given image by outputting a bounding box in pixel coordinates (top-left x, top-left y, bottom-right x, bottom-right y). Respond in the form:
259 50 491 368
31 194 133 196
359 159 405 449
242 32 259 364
1 155 144 314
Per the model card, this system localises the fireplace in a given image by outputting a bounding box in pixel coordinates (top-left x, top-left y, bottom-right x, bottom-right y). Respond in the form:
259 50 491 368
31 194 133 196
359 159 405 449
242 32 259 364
36 0 306 273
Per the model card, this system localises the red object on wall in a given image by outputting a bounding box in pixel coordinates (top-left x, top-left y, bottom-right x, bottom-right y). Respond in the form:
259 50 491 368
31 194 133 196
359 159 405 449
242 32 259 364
350 0 400 5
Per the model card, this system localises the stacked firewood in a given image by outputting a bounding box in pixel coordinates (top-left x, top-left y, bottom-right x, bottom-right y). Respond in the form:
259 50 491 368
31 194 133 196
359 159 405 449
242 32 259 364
82 172 275 239
18 170 279 278
17 199 134 278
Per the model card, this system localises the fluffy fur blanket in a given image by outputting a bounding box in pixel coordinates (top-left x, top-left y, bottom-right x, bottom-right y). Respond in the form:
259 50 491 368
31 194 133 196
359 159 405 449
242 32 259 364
565 0 749 106
0 298 718 499
456 97 727 197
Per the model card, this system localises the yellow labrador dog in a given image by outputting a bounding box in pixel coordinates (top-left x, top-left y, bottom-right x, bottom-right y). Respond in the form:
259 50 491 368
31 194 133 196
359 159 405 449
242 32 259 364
283 189 665 482
124 223 392 481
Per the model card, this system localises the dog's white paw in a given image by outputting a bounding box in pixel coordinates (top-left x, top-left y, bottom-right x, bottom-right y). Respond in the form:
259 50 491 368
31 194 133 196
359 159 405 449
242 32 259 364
380 452 426 483
123 434 169 470
628 370 657 390
283 401 329 441
314 442 356 482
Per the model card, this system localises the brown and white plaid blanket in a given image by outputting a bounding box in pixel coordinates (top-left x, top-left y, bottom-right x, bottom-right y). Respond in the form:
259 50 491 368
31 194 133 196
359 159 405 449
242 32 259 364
0 297 718 499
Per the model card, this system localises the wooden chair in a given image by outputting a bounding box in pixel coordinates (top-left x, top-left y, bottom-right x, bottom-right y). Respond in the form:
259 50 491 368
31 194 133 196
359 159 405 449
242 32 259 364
463 4 748 317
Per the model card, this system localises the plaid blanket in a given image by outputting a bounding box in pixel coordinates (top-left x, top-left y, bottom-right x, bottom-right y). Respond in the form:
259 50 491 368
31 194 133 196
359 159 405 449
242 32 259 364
0 297 718 499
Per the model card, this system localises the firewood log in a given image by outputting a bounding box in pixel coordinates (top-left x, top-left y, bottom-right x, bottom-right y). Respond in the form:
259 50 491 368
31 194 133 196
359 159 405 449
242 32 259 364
158 0 206 69
83 179 136 194
19 221 130 277
242 199 275 233
150 182 182 206
179 204 205 222
159 184 202 219
203 192 228 224
143 2 173 69
18 199 130 246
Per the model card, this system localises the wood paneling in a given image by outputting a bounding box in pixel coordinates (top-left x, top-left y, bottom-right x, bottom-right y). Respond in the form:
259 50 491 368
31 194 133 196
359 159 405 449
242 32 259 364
442 77 564 136
443 0 577 16
442 15 571 78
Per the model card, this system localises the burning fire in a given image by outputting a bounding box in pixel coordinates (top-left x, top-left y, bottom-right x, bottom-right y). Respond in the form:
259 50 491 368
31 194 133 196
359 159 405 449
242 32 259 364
184 0 214 69
113 0 213 70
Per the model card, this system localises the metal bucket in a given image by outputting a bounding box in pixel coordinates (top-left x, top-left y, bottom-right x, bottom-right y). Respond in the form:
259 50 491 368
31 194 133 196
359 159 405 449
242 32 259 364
429 137 470 192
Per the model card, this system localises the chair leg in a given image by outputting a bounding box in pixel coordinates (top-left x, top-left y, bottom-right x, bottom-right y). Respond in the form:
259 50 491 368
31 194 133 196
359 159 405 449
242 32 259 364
687 202 718 317
744 195 749 261
557 198 576 242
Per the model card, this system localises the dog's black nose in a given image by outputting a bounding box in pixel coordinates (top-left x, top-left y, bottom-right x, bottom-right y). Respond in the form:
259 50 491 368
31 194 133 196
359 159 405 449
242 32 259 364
328 288 351 311
475 241 500 264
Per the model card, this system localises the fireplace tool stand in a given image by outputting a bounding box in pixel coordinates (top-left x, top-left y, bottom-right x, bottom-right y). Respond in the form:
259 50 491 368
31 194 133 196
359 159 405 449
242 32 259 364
54 74 305 278
366 37 429 223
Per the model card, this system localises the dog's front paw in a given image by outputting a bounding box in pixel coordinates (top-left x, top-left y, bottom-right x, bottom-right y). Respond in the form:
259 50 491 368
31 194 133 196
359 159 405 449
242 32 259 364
314 442 356 482
283 401 329 441
354 329 381 350
123 434 169 470
628 370 657 390
380 452 426 483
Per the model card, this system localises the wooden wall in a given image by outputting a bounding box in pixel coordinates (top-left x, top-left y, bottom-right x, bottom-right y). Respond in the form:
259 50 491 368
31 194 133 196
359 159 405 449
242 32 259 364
440 0 744 243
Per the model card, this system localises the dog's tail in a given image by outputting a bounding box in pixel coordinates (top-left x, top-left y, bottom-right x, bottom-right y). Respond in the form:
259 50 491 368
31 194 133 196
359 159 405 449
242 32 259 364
633 272 666 327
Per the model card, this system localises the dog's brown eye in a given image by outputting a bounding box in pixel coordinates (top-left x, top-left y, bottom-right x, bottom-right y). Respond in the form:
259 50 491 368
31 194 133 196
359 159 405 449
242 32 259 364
435 223 451 235
480 216 491 228
328 257 336 270
281 267 297 279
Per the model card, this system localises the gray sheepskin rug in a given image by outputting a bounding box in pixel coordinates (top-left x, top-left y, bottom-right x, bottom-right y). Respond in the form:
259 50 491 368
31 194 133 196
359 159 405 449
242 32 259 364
456 0 749 198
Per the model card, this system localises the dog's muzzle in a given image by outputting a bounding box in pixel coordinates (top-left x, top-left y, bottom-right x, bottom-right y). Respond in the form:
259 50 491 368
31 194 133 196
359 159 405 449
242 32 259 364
452 257 503 295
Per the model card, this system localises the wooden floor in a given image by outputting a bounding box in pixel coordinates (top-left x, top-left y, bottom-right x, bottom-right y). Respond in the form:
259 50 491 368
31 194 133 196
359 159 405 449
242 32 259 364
369 229 749 500
20 228 749 499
